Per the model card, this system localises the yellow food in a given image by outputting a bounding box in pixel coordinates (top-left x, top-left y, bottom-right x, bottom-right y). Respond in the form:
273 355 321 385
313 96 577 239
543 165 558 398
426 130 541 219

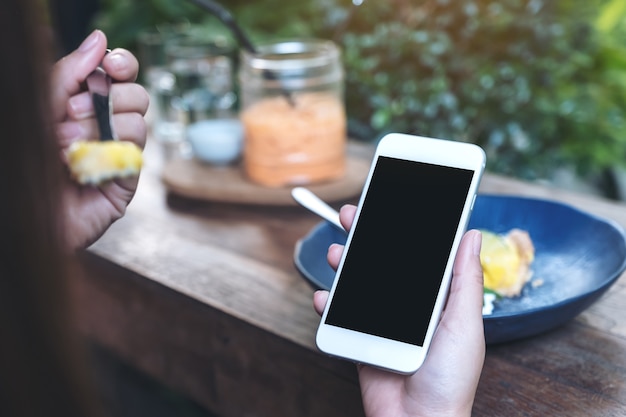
480 229 535 297
66 140 143 185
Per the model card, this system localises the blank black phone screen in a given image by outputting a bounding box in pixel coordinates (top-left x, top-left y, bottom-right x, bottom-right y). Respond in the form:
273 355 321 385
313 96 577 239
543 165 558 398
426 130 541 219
324 156 474 346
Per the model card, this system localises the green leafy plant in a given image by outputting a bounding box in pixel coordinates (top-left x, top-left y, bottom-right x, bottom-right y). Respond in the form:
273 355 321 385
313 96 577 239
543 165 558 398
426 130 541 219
317 0 626 182
93 0 626 188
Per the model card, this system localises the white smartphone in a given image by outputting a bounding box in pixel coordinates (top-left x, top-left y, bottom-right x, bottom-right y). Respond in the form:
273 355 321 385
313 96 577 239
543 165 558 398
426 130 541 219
316 133 486 374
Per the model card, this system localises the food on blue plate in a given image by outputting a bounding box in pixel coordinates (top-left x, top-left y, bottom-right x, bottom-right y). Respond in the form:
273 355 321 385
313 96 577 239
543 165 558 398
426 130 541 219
480 229 535 298
66 140 143 185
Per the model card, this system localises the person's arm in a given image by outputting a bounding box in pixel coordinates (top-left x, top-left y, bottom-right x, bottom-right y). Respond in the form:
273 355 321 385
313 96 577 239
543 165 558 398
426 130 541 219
313 204 485 417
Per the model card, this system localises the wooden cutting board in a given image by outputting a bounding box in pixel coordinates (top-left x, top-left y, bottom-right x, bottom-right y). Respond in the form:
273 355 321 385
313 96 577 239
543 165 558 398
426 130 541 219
161 155 370 206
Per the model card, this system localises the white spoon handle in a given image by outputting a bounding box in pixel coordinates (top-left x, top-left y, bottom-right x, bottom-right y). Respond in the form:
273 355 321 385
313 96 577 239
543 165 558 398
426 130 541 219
291 187 345 233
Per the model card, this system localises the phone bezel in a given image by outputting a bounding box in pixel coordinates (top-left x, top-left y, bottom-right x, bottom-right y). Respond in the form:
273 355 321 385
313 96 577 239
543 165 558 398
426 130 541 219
315 133 486 374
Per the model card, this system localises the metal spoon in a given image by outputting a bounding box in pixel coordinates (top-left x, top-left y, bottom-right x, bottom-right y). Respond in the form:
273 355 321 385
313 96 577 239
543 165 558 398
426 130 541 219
291 187 345 233
187 0 296 106
86 52 115 141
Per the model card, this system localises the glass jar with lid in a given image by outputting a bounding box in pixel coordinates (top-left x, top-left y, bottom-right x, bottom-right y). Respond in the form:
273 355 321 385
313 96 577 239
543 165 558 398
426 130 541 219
238 39 347 187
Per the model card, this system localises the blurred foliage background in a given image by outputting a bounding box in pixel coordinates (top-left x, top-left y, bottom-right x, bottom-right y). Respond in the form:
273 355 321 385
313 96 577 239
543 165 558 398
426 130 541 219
90 0 626 196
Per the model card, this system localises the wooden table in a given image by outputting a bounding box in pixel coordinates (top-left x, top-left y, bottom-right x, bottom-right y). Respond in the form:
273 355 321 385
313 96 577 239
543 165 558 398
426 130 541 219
73 139 626 417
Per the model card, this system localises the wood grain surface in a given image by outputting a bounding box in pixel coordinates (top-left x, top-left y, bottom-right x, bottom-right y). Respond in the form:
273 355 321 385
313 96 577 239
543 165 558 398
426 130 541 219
72 138 626 417
161 154 371 206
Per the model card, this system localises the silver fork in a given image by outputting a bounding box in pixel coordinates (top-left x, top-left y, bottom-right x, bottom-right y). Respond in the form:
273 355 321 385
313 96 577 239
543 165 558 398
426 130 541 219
86 51 115 141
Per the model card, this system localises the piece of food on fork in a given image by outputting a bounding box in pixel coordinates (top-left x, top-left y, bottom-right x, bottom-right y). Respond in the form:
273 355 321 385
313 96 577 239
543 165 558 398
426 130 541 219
66 56 143 185
66 140 143 185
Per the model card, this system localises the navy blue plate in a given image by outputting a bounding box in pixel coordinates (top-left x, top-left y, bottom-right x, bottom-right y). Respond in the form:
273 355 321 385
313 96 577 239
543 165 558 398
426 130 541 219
294 194 626 344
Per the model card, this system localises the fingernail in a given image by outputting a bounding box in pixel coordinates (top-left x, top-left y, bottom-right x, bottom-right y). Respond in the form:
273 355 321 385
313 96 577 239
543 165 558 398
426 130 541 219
78 30 100 52
472 230 482 256
105 51 127 72
68 94 93 119
57 122 85 142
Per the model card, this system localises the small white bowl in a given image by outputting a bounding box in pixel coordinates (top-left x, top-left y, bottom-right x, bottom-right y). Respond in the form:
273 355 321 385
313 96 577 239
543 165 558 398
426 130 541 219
186 118 244 165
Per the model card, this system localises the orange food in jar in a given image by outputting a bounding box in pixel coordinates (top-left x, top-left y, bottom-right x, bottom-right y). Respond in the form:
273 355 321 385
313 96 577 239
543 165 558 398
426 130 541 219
241 92 346 187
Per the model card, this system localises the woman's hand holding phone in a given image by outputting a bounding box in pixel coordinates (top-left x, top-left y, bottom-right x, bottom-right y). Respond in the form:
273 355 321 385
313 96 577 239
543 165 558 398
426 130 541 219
315 134 485 374
313 205 486 417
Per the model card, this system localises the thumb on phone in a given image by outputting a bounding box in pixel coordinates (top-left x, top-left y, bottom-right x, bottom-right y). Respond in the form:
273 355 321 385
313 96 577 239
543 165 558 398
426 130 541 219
313 290 329 316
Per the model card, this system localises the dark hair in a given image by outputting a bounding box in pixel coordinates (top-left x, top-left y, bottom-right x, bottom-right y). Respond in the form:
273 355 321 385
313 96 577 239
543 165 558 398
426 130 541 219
0 0 100 415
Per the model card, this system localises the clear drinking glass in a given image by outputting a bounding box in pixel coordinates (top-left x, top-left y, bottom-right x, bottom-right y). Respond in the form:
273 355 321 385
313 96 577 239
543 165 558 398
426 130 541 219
137 27 188 159
166 34 237 124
